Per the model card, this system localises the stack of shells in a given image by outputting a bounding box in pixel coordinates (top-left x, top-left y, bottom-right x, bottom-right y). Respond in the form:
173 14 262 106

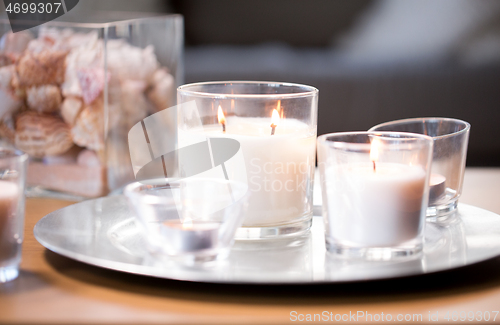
0 27 175 196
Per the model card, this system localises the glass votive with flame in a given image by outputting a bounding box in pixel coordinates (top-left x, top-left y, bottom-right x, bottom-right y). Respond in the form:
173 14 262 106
177 81 318 239
369 118 470 220
124 178 249 263
317 132 433 260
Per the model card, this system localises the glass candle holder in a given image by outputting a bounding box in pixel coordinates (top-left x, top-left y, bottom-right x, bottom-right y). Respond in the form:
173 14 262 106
317 132 433 259
369 118 470 219
0 148 27 283
177 81 318 239
124 178 248 263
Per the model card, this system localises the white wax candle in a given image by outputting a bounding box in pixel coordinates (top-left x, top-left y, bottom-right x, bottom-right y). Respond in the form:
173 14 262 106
161 220 220 253
0 180 19 261
180 116 316 227
429 173 446 203
324 163 426 247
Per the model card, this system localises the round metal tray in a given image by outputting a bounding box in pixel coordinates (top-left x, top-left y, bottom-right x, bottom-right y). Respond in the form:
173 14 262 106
34 196 500 284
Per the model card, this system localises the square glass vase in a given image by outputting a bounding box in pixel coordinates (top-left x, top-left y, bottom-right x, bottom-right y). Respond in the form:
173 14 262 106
0 14 183 198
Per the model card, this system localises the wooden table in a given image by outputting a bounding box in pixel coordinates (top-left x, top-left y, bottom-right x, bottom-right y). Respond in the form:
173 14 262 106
1 168 500 325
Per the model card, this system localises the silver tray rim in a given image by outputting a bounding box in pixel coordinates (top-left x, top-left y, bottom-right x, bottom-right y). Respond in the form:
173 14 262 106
33 198 500 285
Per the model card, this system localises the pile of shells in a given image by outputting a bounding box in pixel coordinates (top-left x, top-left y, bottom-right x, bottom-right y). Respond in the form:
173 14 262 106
0 27 175 164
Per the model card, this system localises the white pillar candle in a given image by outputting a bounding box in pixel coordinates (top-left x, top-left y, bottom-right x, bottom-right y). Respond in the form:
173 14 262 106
0 181 19 262
325 163 426 247
179 116 316 227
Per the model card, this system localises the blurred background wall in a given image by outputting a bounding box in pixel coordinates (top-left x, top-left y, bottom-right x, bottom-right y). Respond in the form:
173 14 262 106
4 0 500 166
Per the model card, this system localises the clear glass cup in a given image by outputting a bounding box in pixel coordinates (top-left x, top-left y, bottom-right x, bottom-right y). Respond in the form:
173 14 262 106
317 132 433 259
177 81 318 239
124 178 248 263
0 148 27 282
369 118 470 220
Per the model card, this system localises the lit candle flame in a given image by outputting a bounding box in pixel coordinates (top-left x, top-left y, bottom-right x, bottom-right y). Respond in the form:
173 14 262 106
270 108 280 135
370 137 381 172
276 100 284 118
217 105 226 132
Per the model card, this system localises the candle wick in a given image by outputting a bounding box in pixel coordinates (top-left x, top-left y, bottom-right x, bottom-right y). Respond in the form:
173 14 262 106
222 122 226 133
271 124 276 135
372 160 376 172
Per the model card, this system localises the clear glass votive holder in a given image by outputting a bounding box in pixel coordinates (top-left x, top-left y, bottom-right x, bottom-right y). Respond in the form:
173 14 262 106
317 132 433 259
124 178 248 263
0 15 183 198
369 118 470 219
177 81 318 239
0 148 28 283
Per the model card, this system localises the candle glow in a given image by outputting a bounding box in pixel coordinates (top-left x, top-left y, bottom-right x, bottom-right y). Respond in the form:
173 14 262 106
218 106 226 132
182 216 193 229
370 137 381 172
270 108 280 135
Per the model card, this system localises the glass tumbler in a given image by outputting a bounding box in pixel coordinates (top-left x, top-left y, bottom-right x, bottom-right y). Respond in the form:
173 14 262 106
177 81 318 239
125 178 248 263
0 148 27 282
317 132 433 259
369 118 470 219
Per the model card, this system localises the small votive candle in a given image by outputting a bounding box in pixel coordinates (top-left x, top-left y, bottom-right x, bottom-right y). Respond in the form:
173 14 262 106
429 173 446 203
125 178 248 263
160 219 220 254
369 117 470 219
317 132 433 259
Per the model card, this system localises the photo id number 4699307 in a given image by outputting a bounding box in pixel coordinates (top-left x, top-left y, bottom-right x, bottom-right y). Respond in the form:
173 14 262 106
5 2 63 14
441 311 499 322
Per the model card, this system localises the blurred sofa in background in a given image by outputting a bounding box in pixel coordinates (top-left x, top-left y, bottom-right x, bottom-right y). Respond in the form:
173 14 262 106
175 0 500 166
9 0 500 166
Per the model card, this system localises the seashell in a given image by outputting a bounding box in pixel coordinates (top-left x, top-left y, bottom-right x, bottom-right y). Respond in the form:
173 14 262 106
77 68 106 105
0 31 33 56
26 85 62 113
150 68 170 85
0 53 16 67
0 115 15 142
28 27 99 53
9 66 21 91
107 42 158 83
16 50 67 87
61 40 104 98
0 65 15 89
71 97 104 152
42 145 81 165
147 69 175 112
0 65 22 119
60 96 82 126
77 149 101 167
120 79 148 124
15 111 73 158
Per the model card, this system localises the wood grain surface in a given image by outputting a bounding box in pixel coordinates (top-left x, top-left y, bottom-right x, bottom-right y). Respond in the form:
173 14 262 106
0 168 500 325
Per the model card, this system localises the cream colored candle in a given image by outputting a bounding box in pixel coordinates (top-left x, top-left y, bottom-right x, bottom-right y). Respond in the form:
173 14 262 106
429 173 446 203
324 163 426 247
179 115 316 227
0 181 19 262
161 220 220 253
